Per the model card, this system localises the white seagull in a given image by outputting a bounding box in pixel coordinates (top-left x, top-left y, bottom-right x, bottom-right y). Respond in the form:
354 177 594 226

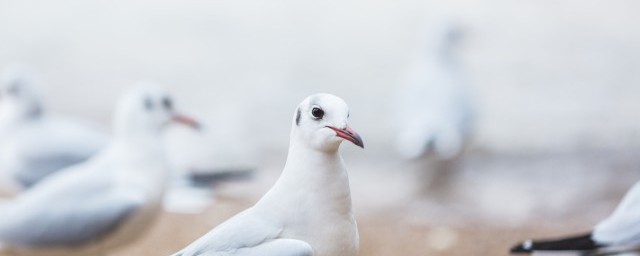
395 23 473 160
171 93 364 256
511 180 640 255
0 85 199 255
0 66 108 191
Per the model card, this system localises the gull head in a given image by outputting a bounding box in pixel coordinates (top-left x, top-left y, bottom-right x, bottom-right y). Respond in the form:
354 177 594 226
292 93 363 152
0 66 43 121
114 83 200 137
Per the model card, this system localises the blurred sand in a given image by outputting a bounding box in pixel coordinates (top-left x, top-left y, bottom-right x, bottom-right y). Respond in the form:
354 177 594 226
109 149 639 256
114 205 592 256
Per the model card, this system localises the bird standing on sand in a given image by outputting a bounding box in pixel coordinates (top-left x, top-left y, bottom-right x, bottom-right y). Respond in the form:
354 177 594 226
0 66 107 191
171 93 363 256
394 23 473 200
0 85 199 255
511 180 640 255
395 23 473 160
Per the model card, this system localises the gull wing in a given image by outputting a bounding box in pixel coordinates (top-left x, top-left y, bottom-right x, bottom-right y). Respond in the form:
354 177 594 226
173 209 312 256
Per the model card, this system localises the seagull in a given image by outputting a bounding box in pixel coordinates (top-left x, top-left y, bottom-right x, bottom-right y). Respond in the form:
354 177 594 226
0 84 199 255
394 23 473 160
511 180 640 255
171 93 364 256
0 66 108 191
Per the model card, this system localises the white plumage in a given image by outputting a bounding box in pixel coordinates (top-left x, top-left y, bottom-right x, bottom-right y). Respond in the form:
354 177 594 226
172 93 363 256
0 66 107 192
594 181 640 246
0 85 199 255
395 23 473 160
511 180 640 255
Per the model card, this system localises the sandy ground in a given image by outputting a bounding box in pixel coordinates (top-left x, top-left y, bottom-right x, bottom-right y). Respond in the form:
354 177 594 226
102 149 638 256
116 203 592 256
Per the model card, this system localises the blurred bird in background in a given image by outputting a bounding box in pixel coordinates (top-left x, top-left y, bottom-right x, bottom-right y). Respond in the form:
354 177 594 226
394 21 474 199
511 180 640 256
0 66 108 195
0 65 250 213
0 85 199 255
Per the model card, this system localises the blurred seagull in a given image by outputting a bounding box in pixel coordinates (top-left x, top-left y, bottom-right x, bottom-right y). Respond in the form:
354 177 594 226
171 93 363 256
0 66 108 191
0 84 199 255
395 23 473 160
511 181 640 255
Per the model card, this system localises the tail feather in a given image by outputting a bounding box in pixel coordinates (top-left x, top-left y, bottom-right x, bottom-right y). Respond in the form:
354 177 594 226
511 232 603 254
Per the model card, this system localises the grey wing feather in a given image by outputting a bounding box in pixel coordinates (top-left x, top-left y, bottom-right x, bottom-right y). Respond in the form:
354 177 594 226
0 191 142 247
9 118 108 187
13 154 93 187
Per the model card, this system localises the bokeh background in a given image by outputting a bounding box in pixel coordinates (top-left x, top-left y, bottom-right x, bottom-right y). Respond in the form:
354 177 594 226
1 0 639 255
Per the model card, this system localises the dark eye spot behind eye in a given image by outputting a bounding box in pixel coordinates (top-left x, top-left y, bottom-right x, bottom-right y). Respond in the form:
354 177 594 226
144 97 154 110
295 108 301 126
162 97 173 111
311 107 324 120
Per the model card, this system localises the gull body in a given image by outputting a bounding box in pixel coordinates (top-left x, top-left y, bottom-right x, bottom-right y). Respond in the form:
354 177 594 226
0 66 107 191
0 85 199 255
511 180 640 255
395 24 473 160
172 93 363 256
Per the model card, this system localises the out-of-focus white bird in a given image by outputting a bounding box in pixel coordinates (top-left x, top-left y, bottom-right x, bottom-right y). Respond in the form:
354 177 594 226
171 93 363 256
0 66 108 192
511 180 640 255
395 23 473 160
0 85 199 255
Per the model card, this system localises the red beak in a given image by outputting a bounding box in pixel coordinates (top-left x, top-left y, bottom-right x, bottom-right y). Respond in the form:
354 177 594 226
172 113 201 130
326 125 364 148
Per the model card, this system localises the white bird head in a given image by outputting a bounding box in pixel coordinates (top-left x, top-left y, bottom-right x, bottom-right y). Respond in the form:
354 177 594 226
292 93 363 152
113 83 200 138
0 66 43 122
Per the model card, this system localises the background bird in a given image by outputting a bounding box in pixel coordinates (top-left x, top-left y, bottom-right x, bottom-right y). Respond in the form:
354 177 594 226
171 93 363 256
511 180 640 255
0 66 238 214
0 66 108 193
394 22 473 161
393 22 474 201
0 84 199 255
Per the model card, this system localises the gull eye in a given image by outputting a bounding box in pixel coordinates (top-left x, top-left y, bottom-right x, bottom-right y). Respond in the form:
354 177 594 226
311 106 324 120
162 97 173 111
